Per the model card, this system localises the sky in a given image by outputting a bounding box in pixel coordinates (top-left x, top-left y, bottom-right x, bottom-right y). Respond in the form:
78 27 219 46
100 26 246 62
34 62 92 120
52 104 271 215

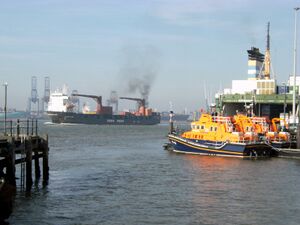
0 0 299 113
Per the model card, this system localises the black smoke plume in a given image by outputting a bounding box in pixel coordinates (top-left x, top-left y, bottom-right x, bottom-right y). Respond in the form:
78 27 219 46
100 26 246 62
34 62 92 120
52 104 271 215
119 45 160 106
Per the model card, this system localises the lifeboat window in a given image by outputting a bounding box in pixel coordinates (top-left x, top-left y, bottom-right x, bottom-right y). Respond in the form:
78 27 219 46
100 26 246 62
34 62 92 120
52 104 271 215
201 125 204 129
214 127 217 131
210 127 213 131
197 125 200 129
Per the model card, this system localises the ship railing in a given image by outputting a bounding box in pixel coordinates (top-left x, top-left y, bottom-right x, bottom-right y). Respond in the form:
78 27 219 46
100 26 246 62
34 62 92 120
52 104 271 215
235 136 263 144
271 136 289 143
0 119 38 137
212 116 231 123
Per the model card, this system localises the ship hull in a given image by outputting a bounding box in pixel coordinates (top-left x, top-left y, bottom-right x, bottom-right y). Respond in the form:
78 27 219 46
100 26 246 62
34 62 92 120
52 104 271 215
47 111 160 125
168 134 273 158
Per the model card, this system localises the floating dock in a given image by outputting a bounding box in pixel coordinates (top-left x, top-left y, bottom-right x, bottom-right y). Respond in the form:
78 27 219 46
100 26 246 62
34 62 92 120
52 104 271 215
278 148 300 159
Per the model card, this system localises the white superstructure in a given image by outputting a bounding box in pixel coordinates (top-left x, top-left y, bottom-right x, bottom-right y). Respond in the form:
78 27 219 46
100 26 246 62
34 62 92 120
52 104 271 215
47 91 69 112
230 79 276 95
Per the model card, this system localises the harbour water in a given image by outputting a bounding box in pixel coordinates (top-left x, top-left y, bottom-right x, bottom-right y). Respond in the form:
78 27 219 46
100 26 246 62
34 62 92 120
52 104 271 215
8 122 300 225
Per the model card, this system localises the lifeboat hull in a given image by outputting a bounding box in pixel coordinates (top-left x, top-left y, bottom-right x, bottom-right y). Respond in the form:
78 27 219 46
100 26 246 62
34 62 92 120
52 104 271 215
168 134 273 158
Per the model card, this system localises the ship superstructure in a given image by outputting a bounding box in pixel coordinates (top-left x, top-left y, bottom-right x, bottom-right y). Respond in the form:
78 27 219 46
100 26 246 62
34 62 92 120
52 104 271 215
47 92 69 113
215 23 298 124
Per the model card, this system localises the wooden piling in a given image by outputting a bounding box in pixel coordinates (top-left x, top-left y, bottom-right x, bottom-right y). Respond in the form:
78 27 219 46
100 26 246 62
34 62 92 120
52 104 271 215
35 119 38 136
42 135 49 185
16 119 20 138
9 121 12 137
25 137 33 192
34 149 41 180
297 124 300 149
31 120 34 136
6 137 16 187
26 120 29 136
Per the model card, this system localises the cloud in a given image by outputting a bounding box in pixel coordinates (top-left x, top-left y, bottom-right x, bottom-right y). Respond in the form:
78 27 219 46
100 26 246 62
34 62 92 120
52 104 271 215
153 0 296 27
153 0 245 26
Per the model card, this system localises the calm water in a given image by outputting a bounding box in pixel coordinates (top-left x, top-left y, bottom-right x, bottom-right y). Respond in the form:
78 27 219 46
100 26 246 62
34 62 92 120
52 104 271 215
8 122 300 225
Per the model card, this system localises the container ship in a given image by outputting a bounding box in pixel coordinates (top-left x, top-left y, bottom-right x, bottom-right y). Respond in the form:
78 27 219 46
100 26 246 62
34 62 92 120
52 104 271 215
47 91 160 125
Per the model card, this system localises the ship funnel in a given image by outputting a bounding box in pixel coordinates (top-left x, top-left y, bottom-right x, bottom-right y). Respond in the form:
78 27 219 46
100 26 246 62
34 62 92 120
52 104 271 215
247 47 264 80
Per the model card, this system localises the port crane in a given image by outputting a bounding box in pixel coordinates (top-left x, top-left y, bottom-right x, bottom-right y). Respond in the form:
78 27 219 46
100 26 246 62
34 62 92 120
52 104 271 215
71 93 112 114
119 97 146 115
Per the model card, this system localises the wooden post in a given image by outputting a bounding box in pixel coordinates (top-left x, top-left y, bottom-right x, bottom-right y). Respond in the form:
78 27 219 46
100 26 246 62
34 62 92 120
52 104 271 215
35 119 38 136
31 120 34 136
27 120 29 136
25 137 33 192
20 137 25 190
17 119 20 138
297 124 300 149
169 111 174 134
42 135 49 185
296 97 300 148
34 149 40 181
9 120 12 136
6 138 16 187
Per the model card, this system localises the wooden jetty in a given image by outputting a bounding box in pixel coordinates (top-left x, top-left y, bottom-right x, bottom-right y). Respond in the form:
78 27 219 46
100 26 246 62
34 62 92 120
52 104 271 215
0 119 49 221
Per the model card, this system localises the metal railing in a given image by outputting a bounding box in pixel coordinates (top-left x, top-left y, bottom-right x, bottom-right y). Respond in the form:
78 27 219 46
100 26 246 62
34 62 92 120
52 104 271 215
0 119 38 137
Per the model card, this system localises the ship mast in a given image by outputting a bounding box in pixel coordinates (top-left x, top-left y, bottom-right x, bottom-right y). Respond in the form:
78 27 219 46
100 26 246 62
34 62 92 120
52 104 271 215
264 22 271 80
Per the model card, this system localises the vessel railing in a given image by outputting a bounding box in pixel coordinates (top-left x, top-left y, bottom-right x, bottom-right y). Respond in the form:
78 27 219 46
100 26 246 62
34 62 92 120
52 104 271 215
270 136 288 143
0 119 38 137
212 116 232 123
236 137 263 144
